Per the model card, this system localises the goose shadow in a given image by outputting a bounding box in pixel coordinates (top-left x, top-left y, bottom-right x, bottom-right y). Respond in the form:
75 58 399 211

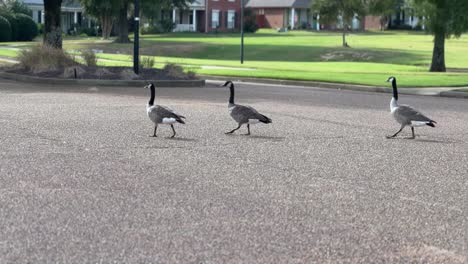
385 137 458 144
414 138 458 144
166 137 198 142
248 135 285 141
225 134 285 141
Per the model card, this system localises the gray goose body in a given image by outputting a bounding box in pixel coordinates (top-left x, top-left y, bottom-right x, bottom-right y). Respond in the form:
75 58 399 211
145 83 185 138
386 77 436 139
223 81 272 135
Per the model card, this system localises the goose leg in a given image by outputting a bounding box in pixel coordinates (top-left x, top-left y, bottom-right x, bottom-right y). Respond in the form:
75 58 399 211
409 127 415 139
243 124 251 135
151 125 158 137
170 124 176 138
226 124 242 134
386 125 404 139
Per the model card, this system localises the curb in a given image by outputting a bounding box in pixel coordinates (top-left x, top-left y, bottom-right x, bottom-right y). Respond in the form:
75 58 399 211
439 91 468 99
0 71 205 88
201 75 468 99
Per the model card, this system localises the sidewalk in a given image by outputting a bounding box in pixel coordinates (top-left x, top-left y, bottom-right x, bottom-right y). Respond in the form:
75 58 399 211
203 76 468 99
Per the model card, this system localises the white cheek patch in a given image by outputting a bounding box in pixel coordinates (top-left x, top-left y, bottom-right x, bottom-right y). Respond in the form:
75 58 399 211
410 121 428 127
248 119 260 124
162 118 177 124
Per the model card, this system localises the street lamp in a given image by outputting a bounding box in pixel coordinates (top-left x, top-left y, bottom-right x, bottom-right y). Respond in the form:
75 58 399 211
240 0 244 64
133 0 140 74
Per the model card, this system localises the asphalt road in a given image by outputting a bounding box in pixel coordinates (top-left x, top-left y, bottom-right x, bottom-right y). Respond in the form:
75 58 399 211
0 79 467 263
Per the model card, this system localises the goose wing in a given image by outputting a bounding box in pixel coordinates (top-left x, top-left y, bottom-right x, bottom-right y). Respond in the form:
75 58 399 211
151 105 186 123
231 104 272 123
396 105 435 123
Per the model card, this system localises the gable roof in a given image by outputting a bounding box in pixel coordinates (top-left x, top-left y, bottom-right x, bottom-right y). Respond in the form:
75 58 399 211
245 0 311 9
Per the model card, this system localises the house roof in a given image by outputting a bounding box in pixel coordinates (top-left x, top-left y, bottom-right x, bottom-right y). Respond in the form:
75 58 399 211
245 0 311 9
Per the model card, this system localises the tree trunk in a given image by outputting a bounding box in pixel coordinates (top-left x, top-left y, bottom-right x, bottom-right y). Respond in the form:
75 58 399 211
342 24 349 47
430 31 446 72
379 16 388 31
43 0 62 48
114 1 130 43
100 14 113 39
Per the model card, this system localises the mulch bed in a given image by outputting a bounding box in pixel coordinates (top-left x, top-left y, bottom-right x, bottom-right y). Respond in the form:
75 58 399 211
3 66 197 81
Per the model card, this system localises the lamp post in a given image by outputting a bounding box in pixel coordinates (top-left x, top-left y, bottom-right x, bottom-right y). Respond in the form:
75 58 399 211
240 0 244 64
133 0 140 74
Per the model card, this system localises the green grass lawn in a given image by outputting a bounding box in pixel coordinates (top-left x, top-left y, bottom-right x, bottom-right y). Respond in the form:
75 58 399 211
1 29 468 87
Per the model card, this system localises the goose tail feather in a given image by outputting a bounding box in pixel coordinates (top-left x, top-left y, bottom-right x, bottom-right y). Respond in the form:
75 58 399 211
176 117 185 124
426 121 435 127
259 114 272 124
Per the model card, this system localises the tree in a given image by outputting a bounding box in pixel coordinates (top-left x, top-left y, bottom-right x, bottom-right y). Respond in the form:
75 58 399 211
113 0 187 42
410 0 468 72
368 0 399 30
80 0 119 39
43 0 63 48
311 0 367 47
2 0 32 16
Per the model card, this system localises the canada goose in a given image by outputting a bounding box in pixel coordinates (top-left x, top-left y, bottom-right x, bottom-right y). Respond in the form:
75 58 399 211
222 81 272 135
386 77 436 139
145 83 185 138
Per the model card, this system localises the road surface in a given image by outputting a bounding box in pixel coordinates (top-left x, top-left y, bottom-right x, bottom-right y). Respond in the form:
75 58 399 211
0 79 467 263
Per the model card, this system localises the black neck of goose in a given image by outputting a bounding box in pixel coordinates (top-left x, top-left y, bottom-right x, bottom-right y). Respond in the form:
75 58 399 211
229 84 235 104
392 79 398 101
148 85 155 106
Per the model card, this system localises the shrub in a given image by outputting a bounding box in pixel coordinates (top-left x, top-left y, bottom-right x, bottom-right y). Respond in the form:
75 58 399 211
18 44 78 72
81 49 97 67
162 63 186 78
0 16 12 42
243 8 258 33
140 56 155 69
15 13 38 41
141 19 174 34
0 10 17 40
79 27 97 37
37 23 44 35
141 25 161 35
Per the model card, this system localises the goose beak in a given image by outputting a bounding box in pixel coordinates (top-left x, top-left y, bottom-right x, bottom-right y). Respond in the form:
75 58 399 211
221 81 231 87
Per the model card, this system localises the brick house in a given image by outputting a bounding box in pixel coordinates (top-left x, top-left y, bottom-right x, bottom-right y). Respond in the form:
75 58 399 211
167 0 389 32
171 0 241 32
245 0 314 30
245 0 384 31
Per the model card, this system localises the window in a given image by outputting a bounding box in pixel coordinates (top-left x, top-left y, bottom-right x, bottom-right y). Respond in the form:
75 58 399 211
212 10 220 28
227 10 235 29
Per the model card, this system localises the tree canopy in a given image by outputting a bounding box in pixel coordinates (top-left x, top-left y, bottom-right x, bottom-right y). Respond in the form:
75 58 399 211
79 0 120 39
367 0 399 30
311 0 367 47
